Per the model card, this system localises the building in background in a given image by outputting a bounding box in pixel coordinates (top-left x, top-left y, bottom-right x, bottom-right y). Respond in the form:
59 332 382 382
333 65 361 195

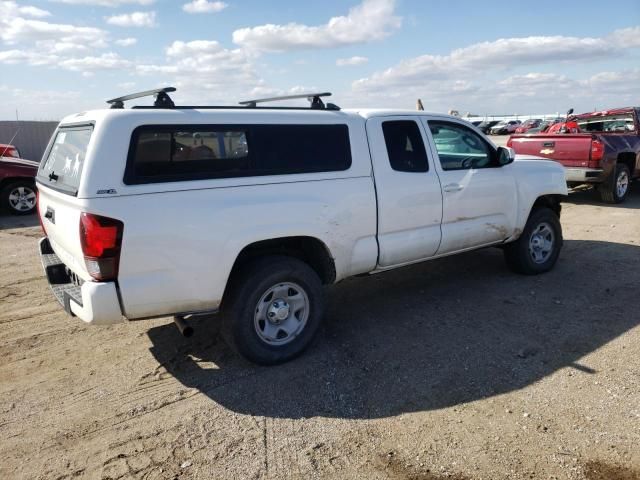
0 121 58 162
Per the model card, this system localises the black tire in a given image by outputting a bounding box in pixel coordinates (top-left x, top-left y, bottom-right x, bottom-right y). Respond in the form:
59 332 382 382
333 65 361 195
222 255 324 365
503 207 563 275
1 180 37 215
599 163 631 204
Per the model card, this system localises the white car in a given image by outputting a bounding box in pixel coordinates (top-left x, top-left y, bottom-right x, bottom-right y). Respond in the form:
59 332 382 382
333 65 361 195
36 89 567 364
490 120 522 135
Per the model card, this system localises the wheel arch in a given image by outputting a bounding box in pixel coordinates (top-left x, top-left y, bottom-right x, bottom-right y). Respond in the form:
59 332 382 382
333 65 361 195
616 152 637 176
222 236 336 306
0 176 36 191
531 194 562 218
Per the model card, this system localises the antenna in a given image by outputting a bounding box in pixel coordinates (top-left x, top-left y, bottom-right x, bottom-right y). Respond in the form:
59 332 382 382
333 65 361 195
107 87 176 109
239 92 339 110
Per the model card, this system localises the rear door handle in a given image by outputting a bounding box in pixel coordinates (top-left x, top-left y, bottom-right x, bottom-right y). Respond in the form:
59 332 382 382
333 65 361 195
443 183 464 192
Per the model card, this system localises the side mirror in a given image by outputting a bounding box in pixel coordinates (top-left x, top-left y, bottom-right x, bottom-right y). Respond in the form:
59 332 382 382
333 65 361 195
497 146 515 166
567 108 574 116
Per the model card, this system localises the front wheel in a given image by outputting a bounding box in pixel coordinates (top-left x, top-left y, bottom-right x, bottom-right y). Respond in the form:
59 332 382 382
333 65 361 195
504 207 563 275
222 256 324 365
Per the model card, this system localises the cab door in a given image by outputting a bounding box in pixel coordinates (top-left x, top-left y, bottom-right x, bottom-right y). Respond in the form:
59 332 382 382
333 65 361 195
366 116 443 268
421 118 518 255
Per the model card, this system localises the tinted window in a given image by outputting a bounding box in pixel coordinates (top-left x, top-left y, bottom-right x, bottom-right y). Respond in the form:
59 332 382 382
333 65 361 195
38 126 93 194
428 121 495 170
382 120 428 172
126 124 351 184
577 113 635 132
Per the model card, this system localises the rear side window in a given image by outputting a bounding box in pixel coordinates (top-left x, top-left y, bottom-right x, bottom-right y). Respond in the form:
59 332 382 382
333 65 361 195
38 126 93 194
577 113 635 132
382 120 429 172
125 124 351 184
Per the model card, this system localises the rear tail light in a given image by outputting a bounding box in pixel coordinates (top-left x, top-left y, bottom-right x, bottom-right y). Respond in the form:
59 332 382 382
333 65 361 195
79 213 124 282
506 137 513 148
590 139 604 163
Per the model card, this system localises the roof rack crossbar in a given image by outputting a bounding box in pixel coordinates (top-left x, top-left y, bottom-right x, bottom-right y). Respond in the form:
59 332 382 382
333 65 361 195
107 87 176 109
239 92 339 110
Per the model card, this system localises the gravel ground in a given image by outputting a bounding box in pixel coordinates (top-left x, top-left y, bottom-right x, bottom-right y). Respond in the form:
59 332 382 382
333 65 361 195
0 181 639 480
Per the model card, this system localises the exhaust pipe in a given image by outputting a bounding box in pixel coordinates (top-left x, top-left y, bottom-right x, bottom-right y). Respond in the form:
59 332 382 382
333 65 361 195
173 315 193 337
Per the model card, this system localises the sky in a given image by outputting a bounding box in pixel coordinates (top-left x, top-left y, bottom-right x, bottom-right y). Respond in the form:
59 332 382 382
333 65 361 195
0 0 638 120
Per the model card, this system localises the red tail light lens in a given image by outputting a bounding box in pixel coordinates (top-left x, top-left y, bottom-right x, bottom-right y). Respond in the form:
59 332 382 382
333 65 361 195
506 137 513 148
79 213 124 282
590 139 604 164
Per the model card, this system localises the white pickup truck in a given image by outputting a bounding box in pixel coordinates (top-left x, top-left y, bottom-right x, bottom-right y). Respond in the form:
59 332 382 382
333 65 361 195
36 89 567 364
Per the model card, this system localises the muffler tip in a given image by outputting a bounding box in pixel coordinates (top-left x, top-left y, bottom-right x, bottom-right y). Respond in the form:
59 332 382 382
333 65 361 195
173 315 194 337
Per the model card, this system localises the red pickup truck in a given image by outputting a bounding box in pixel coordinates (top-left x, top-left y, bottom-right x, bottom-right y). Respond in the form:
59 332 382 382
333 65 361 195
508 107 640 203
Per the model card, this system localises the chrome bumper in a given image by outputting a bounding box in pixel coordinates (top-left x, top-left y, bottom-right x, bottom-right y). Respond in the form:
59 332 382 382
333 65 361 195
564 168 604 183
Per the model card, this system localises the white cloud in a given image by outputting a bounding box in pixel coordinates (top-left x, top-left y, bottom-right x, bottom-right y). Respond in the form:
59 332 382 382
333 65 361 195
165 39 223 57
336 55 368 66
1 1 51 17
50 0 154 6
105 11 156 27
0 4 112 72
182 0 227 14
115 37 137 46
135 39 265 103
352 29 636 93
232 0 401 52
60 52 132 71
608 26 640 48
0 49 56 65
498 72 568 88
0 18 108 47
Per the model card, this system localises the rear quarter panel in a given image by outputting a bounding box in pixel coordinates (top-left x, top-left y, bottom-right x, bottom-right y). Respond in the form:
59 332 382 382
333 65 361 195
92 178 377 319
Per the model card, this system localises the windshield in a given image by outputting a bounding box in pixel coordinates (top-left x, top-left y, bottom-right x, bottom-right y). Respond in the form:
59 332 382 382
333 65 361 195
38 126 92 194
577 113 635 133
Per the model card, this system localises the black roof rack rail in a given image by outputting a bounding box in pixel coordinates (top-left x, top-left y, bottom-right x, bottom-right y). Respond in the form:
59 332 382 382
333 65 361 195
107 87 341 111
107 87 176 109
239 92 340 110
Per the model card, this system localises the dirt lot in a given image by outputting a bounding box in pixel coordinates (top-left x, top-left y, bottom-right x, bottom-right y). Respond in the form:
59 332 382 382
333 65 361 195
1 182 639 480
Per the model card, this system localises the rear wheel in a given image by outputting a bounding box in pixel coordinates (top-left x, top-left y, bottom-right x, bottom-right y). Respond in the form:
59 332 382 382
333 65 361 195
222 255 324 365
1 181 37 215
599 163 630 204
504 207 562 275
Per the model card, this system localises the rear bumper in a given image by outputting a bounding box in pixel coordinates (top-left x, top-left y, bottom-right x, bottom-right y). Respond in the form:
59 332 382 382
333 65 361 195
564 167 604 183
39 237 124 325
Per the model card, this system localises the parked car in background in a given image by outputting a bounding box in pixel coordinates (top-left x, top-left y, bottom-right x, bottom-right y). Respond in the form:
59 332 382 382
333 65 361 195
36 88 567 365
508 107 640 203
477 120 500 134
514 119 542 134
525 121 550 134
490 120 521 135
0 150 39 214
0 143 22 159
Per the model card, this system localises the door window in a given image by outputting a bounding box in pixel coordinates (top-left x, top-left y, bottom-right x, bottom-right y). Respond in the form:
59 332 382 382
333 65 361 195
382 120 429 172
428 121 495 171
